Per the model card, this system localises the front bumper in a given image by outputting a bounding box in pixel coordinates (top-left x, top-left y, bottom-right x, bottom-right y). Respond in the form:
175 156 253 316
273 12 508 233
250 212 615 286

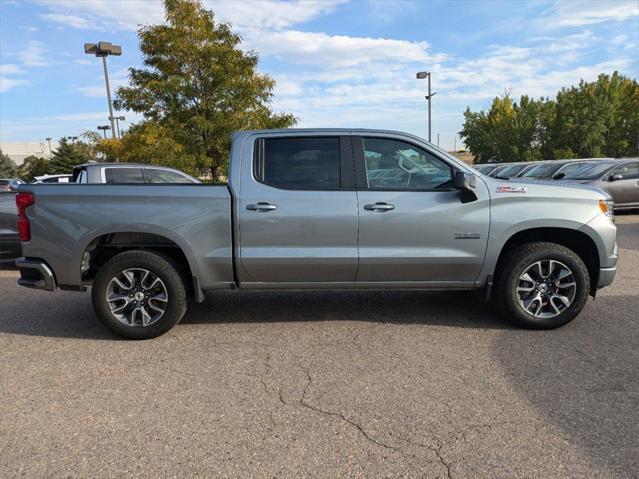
15 257 56 291
597 266 617 289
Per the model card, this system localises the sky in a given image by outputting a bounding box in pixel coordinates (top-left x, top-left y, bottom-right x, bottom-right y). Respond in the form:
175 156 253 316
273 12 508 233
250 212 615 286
1 0 638 150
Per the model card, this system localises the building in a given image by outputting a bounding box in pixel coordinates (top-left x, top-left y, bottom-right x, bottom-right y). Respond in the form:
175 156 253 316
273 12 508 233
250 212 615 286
0 141 58 165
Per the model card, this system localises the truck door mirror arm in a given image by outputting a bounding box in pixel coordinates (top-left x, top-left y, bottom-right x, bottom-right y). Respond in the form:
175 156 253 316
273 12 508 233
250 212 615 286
453 171 478 203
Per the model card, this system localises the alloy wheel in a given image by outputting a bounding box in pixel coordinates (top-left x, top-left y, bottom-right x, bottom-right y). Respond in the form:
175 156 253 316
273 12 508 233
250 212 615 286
105 268 168 327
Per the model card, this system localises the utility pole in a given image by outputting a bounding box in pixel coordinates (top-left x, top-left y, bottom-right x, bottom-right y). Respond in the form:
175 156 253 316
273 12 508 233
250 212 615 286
97 125 111 139
85 42 122 139
45 137 53 158
416 71 437 142
114 116 125 139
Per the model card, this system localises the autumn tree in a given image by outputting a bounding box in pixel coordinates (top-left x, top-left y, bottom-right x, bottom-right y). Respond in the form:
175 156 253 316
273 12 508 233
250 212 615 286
115 0 296 179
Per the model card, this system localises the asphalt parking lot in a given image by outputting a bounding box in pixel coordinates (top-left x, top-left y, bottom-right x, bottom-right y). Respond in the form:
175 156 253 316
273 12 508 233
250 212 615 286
1 214 637 478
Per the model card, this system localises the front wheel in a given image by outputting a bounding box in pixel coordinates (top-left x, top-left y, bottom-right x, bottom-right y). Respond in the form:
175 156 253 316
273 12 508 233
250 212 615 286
494 242 590 329
91 250 188 339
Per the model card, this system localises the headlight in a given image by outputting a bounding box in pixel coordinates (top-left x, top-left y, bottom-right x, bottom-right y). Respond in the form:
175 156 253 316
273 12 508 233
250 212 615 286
599 199 615 221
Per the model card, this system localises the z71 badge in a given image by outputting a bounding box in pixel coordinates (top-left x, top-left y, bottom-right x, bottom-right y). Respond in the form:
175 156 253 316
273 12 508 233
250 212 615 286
496 185 527 193
455 233 481 240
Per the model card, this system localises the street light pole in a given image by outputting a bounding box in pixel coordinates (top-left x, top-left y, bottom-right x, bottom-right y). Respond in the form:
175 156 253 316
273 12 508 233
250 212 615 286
114 115 125 139
85 42 122 140
416 71 437 143
97 125 111 139
102 56 116 137
45 137 52 158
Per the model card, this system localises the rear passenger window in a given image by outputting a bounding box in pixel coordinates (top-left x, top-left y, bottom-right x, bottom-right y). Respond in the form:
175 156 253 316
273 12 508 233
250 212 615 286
146 169 192 183
255 137 341 190
104 168 145 184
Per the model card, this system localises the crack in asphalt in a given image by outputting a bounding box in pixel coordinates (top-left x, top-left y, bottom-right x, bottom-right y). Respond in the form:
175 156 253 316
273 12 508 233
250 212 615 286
255 347 457 477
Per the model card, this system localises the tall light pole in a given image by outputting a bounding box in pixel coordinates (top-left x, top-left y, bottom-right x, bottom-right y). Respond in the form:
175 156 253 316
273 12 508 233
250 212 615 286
114 115 125 139
85 41 122 139
416 71 437 143
45 137 53 158
97 125 111 139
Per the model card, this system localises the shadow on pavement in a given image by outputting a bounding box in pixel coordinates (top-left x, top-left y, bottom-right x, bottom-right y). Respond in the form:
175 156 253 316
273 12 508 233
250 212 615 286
493 291 639 476
185 289 513 329
0 288 513 340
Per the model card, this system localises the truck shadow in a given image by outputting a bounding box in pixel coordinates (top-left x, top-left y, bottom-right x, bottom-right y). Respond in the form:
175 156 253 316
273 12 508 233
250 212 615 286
491 291 639 476
0 289 512 340
184 289 513 330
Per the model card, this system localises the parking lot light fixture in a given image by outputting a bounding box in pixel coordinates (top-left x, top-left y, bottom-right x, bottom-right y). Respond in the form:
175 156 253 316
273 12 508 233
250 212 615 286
97 125 111 139
84 41 122 139
416 71 437 142
114 116 126 139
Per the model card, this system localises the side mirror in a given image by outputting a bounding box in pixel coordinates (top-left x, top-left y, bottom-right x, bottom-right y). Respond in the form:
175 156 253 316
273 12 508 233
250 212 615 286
453 171 477 203
609 174 623 181
453 171 476 189
553 172 566 180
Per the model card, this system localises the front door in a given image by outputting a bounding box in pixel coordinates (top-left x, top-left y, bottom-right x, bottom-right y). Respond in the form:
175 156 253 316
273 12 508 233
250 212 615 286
237 135 359 284
353 135 490 284
607 162 639 206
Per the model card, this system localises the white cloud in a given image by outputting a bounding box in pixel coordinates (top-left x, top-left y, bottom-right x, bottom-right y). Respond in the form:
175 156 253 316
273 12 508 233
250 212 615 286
203 0 346 30
547 0 639 27
40 13 95 29
0 64 25 76
74 68 129 97
36 0 345 32
250 30 442 68
0 77 29 93
17 41 47 67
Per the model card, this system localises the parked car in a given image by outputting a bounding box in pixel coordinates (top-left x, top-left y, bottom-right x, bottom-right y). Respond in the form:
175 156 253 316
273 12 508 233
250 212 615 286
563 158 639 210
473 164 500 175
32 174 73 184
14 128 617 339
490 162 532 178
0 178 25 192
72 163 200 184
519 159 607 181
0 191 20 265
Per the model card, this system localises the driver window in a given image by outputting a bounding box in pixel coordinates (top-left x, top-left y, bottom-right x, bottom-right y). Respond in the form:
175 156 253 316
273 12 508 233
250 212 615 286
362 138 452 190
612 163 639 180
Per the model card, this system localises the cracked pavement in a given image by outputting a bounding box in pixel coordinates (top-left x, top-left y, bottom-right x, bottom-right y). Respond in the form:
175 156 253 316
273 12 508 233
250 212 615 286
1 213 637 478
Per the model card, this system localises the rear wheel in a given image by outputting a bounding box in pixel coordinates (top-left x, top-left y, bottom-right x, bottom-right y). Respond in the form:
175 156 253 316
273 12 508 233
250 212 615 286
494 242 590 329
91 250 187 339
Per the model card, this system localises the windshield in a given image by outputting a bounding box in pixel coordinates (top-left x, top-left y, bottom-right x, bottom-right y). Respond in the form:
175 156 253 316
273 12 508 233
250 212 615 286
493 164 527 178
521 163 563 178
474 164 497 174
564 162 616 180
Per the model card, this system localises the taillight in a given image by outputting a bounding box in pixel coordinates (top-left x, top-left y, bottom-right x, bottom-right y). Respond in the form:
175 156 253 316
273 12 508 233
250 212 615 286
16 192 34 241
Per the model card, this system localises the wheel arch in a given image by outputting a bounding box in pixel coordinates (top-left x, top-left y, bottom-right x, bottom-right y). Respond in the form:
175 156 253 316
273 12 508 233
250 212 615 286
492 227 600 295
78 228 204 301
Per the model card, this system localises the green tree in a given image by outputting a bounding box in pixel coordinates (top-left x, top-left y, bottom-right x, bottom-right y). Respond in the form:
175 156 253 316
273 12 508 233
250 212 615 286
49 138 94 174
0 149 18 177
17 155 51 182
460 72 639 162
115 0 296 179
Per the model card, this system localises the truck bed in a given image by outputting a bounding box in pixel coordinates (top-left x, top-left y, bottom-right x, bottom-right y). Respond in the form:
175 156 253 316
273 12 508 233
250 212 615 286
18 184 234 290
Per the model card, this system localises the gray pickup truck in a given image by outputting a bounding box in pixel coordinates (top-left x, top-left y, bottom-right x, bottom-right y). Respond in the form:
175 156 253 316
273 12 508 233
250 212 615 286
15 129 618 339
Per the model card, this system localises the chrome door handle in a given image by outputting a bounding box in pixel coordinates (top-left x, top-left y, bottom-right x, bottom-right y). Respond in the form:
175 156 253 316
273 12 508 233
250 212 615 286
364 202 395 211
246 202 277 212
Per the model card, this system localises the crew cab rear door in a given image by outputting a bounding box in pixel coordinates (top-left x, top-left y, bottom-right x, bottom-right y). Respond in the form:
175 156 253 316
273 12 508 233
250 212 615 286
237 134 358 284
352 135 490 285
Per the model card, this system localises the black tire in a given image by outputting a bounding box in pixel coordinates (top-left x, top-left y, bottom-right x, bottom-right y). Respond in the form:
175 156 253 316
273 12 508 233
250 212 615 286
91 250 187 339
494 242 590 329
